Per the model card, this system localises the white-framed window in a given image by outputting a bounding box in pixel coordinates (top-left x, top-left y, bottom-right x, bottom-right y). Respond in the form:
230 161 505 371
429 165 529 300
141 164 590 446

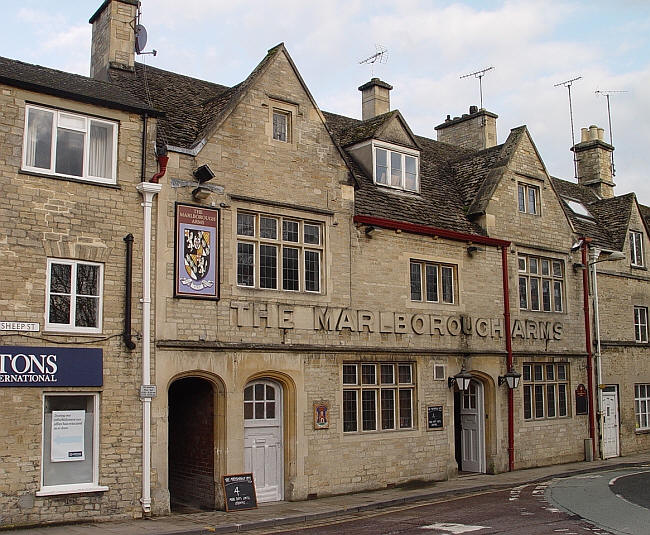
37 393 107 496
272 109 290 142
518 255 564 312
343 363 415 432
635 384 650 430
518 183 539 215
46 259 103 333
22 104 118 185
410 260 456 304
373 142 419 192
236 212 323 293
522 363 569 420
634 306 648 343
630 230 644 267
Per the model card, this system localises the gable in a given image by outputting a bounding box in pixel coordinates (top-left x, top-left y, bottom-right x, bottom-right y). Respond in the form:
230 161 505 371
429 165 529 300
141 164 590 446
376 115 418 149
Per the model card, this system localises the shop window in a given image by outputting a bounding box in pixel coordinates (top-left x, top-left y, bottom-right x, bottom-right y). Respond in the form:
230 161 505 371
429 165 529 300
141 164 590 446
518 255 564 312
522 363 569 420
342 363 415 433
37 393 107 496
272 109 291 142
410 260 456 304
373 143 419 192
46 259 103 333
22 104 118 184
635 384 650 430
518 183 539 215
236 212 323 293
630 230 644 267
634 306 648 343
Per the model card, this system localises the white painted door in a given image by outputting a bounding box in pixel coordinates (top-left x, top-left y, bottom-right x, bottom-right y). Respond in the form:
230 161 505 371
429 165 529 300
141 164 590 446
460 380 485 473
602 388 620 459
244 380 283 502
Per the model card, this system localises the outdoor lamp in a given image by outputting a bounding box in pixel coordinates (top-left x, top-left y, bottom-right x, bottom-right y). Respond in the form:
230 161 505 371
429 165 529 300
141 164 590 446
448 365 473 391
498 368 522 389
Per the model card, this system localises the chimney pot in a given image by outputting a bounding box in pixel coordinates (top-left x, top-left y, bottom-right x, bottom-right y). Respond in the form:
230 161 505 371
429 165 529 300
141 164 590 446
598 128 605 141
581 128 589 142
589 125 599 141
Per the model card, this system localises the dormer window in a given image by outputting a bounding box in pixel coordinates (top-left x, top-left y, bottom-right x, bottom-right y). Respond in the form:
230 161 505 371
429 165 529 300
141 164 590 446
373 142 419 192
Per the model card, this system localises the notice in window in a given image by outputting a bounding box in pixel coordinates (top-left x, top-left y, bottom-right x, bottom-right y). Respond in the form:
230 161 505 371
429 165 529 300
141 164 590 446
51 410 85 462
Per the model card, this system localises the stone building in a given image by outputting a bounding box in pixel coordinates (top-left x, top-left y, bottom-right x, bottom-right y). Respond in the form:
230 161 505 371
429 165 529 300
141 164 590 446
0 52 163 526
1 0 648 527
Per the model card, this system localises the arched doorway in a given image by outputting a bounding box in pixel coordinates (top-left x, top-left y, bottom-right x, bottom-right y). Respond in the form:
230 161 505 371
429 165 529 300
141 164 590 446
168 377 215 510
243 379 283 502
454 379 486 473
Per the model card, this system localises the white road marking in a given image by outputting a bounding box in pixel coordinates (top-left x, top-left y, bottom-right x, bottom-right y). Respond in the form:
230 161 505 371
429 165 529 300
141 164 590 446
420 522 489 533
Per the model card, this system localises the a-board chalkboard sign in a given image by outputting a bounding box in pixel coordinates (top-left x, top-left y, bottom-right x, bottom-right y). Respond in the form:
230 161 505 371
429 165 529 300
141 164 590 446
427 405 443 429
223 473 258 511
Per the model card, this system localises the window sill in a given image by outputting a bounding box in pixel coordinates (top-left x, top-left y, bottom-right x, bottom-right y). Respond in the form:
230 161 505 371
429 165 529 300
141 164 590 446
42 330 104 337
36 484 108 497
631 265 648 271
19 169 121 189
635 428 650 435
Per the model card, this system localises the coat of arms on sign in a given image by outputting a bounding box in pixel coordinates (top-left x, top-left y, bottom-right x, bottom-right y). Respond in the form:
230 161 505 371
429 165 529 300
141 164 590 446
175 204 219 299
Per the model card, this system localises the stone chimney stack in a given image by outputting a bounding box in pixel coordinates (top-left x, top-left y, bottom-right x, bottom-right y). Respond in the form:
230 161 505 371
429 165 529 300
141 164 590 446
571 125 615 199
89 0 139 81
434 106 498 151
358 78 393 120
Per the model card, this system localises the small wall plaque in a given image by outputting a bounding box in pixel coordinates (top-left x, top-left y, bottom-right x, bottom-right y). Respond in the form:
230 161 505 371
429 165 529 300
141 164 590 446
427 405 444 429
313 401 330 429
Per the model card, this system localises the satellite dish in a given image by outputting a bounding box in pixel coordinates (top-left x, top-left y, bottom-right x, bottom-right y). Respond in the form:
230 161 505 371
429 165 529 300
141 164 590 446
135 24 147 54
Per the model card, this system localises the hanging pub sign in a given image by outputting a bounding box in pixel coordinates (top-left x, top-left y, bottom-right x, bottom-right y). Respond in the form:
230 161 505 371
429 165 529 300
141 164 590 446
575 383 588 415
174 203 219 299
0 346 102 387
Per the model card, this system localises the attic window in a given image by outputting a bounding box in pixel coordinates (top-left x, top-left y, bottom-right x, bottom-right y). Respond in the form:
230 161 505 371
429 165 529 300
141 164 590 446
564 199 593 220
272 110 290 142
373 142 419 192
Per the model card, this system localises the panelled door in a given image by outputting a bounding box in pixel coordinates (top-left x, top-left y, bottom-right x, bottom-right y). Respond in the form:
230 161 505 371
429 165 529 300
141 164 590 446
602 387 620 459
460 380 486 473
243 380 283 502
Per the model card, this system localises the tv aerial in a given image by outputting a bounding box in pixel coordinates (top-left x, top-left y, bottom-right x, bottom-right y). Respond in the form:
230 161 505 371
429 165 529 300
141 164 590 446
554 76 582 180
460 66 494 109
595 89 627 176
132 4 157 56
359 45 388 76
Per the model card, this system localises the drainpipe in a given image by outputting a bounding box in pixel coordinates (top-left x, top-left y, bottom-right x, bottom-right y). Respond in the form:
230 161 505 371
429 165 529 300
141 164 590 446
123 234 136 350
136 155 165 515
501 245 515 471
581 238 597 460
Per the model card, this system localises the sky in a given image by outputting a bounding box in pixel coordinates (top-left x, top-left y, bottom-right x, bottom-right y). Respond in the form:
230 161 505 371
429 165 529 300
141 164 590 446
2 0 650 203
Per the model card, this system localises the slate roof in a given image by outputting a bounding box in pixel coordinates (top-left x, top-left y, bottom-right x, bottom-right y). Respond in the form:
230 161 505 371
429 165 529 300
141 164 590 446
0 56 158 115
323 111 484 234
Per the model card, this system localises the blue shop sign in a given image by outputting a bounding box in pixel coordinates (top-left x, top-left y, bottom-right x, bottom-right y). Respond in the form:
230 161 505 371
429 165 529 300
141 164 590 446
0 346 103 387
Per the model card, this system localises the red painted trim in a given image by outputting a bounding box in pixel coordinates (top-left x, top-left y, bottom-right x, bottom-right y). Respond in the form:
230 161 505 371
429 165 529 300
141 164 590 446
582 239 597 459
354 215 510 247
501 246 515 472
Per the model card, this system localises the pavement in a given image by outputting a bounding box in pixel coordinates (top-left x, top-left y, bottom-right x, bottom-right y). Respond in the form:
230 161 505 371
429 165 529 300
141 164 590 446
6 452 650 535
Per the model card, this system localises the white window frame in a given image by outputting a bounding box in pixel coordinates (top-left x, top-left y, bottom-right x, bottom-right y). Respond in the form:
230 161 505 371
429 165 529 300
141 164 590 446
22 104 118 185
410 260 456 304
45 259 104 334
518 183 540 215
236 211 323 294
518 254 564 313
342 362 416 433
634 306 648 343
635 384 650 430
37 392 108 496
630 230 644 267
372 141 420 193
